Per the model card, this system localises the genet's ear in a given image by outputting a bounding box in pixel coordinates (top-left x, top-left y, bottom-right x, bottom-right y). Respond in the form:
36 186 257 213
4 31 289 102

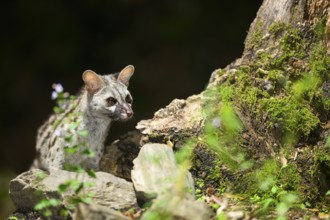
82 70 104 94
117 65 134 87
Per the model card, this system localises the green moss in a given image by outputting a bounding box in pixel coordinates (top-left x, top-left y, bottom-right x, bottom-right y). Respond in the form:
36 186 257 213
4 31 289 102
235 23 327 140
294 146 330 206
269 22 287 37
234 68 268 107
278 164 302 192
252 21 263 48
314 17 327 39
193 16 330 216
292 31 330 112
268 70 286 87
280 28 304 57
258 97 319 137
315 145 330 166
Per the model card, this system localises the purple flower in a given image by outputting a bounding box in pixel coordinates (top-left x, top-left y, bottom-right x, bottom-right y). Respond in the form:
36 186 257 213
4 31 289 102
51 91 58 100
51 83 65 100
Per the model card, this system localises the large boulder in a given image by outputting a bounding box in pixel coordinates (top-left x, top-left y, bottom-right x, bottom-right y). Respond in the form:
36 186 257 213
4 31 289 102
131 143 195 202
131 143 211 220
9 169 137 218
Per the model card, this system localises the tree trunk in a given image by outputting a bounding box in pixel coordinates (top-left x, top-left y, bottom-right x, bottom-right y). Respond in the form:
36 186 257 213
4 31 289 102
136 0 330 217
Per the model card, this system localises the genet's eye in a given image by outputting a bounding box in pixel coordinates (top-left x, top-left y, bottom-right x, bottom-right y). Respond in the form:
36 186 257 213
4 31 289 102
125 95 132 104
106 97 117 106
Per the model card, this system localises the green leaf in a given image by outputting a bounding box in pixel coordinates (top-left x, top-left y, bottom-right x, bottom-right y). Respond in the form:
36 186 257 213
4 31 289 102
326 190 330 196
78 130 89 137
64 145 80 154
74 182 84 194
282 193 298 204
84 182 96 188
68 122 79 130
64 164 84 173
53 106 62 113
59 208 70 217
86 192 95 198
58 183 70 193
211 203 220 210
64 135 73 143
48 198 61 207
271 186 277 194
67 180 83 191
216 212 227 220
82 149 95 158
259 177 275 191
276 202 289 216
219 104 242 133
80 196 92 204
259 198 274 213
240 160 254 171
326 136 330 147
70 197 84 205
36 171 47 181
34 199 47 210
43 209 53 217
86 169 96 178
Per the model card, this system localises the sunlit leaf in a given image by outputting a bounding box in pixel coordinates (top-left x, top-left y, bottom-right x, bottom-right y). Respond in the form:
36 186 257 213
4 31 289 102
58 183 70 193
86 169 96 178
64 145 80 154
282 193 298 204
326 136 330 147
64 135 73 143
43 209 52 217
78 130 89 137
82 149 95 158
326 190 330 196
276 202 289 216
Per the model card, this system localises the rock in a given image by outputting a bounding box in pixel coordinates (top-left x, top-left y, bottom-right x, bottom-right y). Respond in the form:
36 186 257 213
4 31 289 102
9 169 137 216
227 211 245 220
143 193 212 220
131 143 195 202
100 130 141 180
74 203 130 220
132 143 210 219
9 170 59 211
136 95 204 137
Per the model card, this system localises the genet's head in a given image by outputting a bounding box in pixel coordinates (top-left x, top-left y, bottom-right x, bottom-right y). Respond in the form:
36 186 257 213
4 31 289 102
82 65 134 121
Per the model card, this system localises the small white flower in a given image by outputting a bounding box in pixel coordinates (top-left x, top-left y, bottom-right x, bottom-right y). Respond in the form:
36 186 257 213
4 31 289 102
54 130 61 137
212 117 221 128
51 91 58 100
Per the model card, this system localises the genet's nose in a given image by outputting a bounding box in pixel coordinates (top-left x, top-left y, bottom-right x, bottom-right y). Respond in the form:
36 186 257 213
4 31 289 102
127 111 133 117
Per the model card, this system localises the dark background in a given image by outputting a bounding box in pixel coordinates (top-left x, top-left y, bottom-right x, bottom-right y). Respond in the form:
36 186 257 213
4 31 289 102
0 0 262 216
